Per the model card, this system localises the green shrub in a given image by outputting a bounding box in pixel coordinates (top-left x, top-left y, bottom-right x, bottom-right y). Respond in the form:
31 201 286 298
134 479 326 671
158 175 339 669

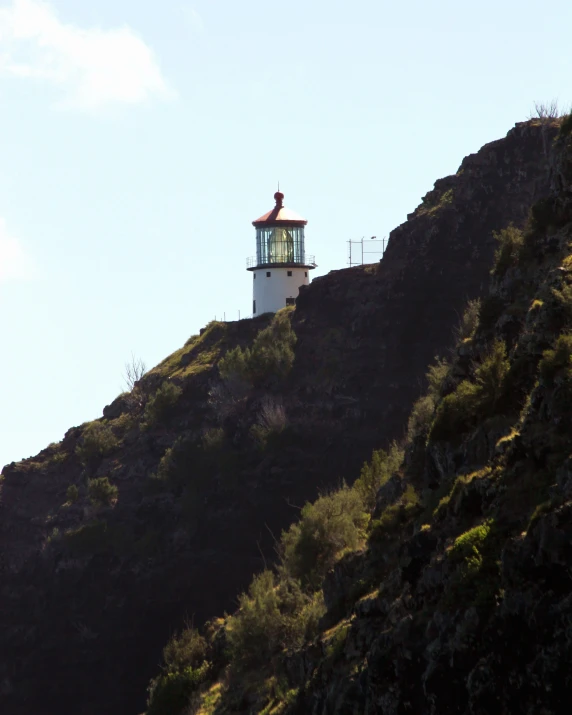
218 345 250 383
369 484 421 541
426 357 451 399
144 381 182 427
147 664 207 715
539 333 572 386
225 571 324 670
528 499 553 530
445 519 500 609
455 299 481 342
430 341 510 441
474 340 510 412
560 113 572 137
202 426 225 451
219 309 296 386
430 380 481 441
548 283 572 328
406 358 451 443
353 444 403 511
280 486 369 590
66 484 79 504
407 395 435 442
155 430 236 494
88 476 118 507
325 623 350 663
491 225 524 276
449 519 492 563
76 421 118 466
163 627 207 672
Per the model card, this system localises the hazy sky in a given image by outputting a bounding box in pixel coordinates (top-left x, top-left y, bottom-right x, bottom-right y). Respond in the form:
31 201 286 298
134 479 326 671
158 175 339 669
1 0 570 469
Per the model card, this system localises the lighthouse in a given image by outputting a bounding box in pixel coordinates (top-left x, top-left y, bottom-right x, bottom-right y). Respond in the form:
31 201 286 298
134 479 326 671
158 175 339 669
247 191 316 315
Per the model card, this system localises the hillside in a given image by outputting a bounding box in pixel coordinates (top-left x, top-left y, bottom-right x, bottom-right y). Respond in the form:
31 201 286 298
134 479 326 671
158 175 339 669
151 114 572 715
0 119 556 715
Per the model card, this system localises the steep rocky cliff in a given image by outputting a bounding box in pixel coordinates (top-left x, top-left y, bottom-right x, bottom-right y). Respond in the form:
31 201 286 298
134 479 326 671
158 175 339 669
173 116 572 715
0 120 555 715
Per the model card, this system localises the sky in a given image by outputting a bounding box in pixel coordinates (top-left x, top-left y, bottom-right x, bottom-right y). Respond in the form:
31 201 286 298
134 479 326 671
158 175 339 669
1 0 570 469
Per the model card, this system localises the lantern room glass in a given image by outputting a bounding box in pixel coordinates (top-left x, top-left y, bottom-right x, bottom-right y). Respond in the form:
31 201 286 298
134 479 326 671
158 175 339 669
256 226 305 265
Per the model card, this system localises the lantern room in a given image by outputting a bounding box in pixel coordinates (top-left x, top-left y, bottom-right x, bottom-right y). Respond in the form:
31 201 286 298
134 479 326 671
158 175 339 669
247 191 316 315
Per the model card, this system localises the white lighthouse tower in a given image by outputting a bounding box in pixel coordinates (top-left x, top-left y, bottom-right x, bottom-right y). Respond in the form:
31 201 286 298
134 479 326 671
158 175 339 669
247 190 316 315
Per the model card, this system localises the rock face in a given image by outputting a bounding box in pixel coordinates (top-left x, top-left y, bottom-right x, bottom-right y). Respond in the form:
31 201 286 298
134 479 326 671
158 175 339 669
251 119 572 715
0 121 555 715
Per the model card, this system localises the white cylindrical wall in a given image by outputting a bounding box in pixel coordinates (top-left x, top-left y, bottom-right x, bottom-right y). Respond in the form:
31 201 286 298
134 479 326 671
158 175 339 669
252 267 310 315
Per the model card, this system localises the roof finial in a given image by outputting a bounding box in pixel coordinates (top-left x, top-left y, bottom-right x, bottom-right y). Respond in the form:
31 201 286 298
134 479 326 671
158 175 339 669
274 184 284 208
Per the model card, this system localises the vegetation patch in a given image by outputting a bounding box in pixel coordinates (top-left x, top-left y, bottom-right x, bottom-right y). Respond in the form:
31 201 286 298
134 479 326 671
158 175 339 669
324 621 350 663
219 308 296 387
250 396 288 449
353 443 403 511
559 112 572 137
491 225 524 277
369 484 421 542
76 421 118 467
225 571 324 669
430 340 510 441
280 486 369 590
539 333 572 386
444 518 502 610
143 381 183 427
147 663 209 715
149 321 228 381
88 476 118 507
65 484 79 505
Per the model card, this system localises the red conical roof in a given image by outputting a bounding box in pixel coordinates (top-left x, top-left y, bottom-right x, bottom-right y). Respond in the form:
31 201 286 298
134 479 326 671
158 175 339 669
252 191 307 227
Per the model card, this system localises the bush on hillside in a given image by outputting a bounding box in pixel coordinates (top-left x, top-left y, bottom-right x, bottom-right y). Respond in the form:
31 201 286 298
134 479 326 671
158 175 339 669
473 339 511 412
491 225 524 277
353 443 403 511
66 484 79 504
430 341 510 442
369 484 421 542
76 421 118 467
88 476 118 507
250 396 288 448
219 308 296 386
163 627 207 673
407 395 436 442
407 358 452 443
426 357 452 398
455 299 481 342
147 664 208 715
560 113 572 138
144 381 182 427
539 333 572 386
225 571 324 670
430 380 481 442
280 486 369 590
548 283 572 327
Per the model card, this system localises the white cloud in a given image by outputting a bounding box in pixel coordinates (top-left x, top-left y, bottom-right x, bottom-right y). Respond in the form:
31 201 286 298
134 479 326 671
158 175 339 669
0 218 34 282
0 0 174 110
